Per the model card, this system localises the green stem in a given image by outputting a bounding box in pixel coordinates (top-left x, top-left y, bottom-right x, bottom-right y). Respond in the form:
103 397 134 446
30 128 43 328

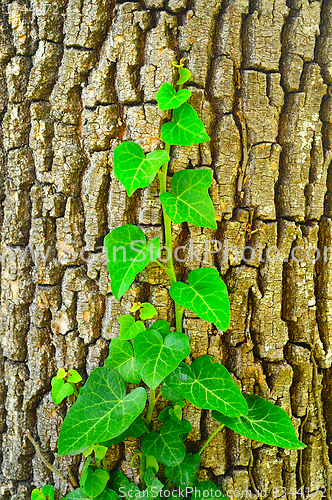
145 388 156 427
198 424 224 455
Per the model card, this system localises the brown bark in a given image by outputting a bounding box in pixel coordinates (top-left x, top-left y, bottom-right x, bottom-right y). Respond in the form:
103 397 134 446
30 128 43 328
0 0 332 498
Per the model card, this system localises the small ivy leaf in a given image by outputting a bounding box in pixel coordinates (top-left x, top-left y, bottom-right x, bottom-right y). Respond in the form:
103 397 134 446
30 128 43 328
51 377 74 405
133 330 190 390
58 367 147 456
192 481 228 500
104 225 160 300
165 356 248 417
80 457 92 488
146 455 159 474
41 486 55 500
66 488 119 500
142 419 189 466
161 103 210 146
139 302 158 320
156 83 191 111
31 489 46 500
179 419 192 441
118 315 146 341
104 338 141 384
83 445 94 458
161 384 185 407
169 268 230 331
57 368 67 379
113 141 169 197
144 467 164 499
67 369 83 384
84 468 110 498
212 394 306 450
159 170 217 229
177 67 191 85
110 471 140 498
99 416 147 447
94 445 108 461
158 405 182 423
164 453 201 489
148 320 171 339
130 302 141 313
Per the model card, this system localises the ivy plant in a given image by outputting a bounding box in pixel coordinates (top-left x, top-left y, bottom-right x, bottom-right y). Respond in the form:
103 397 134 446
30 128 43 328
35 61 305 500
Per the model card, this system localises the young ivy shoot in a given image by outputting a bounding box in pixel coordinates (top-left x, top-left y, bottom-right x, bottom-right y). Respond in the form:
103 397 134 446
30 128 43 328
40 61 305 500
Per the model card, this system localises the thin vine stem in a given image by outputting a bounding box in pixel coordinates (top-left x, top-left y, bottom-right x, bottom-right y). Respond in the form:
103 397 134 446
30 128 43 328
145 388 156 427
198 424 224 455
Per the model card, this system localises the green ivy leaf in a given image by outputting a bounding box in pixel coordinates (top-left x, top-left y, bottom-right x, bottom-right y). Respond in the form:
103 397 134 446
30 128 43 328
66 488 118 500
133 330 190 389
41 486 54 500
99 416 147 447
139 302 158 320
148 320 171 338
113 141 169 196
84 468 109 498
159 170 217 229
177 67 191 85
192 481 228 500
156 83 191 111
212 394 306 450
160 103 210 146
110 471 140 498
104 225 160 299
144 467 164 499
161 384 184 407
67 369 83 384
51 377 74 404
56 368 66 379
80 457 92 488
104 338 141 384
146 455 159 474
165 356 248 417
164 453 201 488
169 268 230 331
94 445 108 461
158 404 182 423
118 315 146 340
142 420 190 466
58 367 147 456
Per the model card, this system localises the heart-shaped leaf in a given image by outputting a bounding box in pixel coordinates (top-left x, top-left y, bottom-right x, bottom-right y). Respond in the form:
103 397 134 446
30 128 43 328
159 169 217 229
156 83 191 111
142 420 190 466
192 482 228 500
114 141 169 196
41 486 54 500
58 367 147 456
161 103 210 146
57 368 66 379
66 488 119 500
111 471 140 498
148 320 171 338
84 468 109 498
212 394 306 450
118 315 146 340
169 268 230 331
177 67 191 85
94 445 107 461
67 369 82 384
51 377 74 404
158 404 182 423
164 356 248 417
133 329 190 389
164 453 201 488
104 338 141 384
104 225 160 299
144 467 164 499
139 302 157 320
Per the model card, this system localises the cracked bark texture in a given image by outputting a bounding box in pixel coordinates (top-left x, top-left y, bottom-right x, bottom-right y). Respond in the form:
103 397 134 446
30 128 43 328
1 0 332 498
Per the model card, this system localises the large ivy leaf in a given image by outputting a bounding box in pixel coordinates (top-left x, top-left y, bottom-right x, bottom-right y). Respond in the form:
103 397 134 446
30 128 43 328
110 471 140 498
104 338 141 384
104 225 160 299
118 315 146 340
144 467 164 499
113 141 169 196
159 169 217 229
66 489 118 500
133 329 190 389
83 468 109 498
58 367 147 456
169 268 230 331
161 103 210 146
156 83 191 111
164 453 201 488
192 482 228 500
212 394 306 450
164 356 248 417
99 415 147 447
142 420 190 466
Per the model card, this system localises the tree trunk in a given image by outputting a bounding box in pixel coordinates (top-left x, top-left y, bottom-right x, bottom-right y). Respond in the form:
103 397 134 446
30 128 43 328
1 0 332 497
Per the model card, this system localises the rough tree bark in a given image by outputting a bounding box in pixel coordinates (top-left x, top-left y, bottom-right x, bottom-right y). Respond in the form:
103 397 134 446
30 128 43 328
0 0 332 498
